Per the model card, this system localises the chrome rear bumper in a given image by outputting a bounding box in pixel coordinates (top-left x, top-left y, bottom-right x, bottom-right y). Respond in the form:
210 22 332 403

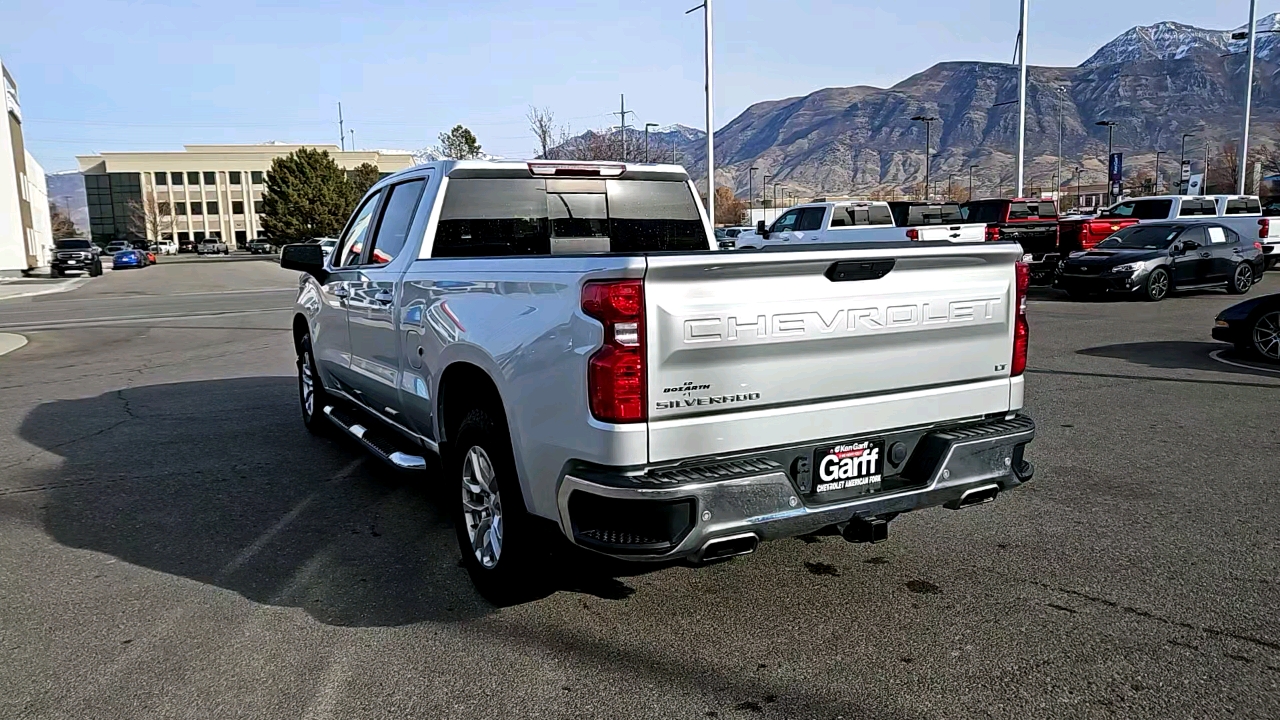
556 414 1035 560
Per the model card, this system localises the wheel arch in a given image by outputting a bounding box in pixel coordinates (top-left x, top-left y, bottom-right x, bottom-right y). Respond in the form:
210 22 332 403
436 361 506 450
291 313 310 355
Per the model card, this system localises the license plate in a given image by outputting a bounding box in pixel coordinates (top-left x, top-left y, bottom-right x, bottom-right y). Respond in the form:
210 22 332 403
812 439 884 495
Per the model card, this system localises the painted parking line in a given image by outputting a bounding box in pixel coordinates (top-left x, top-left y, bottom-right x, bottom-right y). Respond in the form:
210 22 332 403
1209 349 1280 375
0 333 27 356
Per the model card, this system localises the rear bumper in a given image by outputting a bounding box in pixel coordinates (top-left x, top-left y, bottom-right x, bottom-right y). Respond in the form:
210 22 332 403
556 414 1036 561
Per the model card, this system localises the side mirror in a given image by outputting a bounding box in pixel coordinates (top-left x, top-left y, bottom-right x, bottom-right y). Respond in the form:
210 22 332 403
280 243 328 280
756 220 769 239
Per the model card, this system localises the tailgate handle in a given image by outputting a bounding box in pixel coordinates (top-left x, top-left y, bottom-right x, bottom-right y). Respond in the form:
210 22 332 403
825 259 896 282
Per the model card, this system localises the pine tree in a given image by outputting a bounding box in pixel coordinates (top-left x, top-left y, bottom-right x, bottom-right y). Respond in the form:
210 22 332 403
438 125 483 159
260 148 358 244
350 162 382 198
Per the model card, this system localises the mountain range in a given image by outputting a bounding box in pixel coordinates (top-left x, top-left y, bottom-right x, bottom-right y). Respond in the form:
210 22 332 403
564 15 1280 201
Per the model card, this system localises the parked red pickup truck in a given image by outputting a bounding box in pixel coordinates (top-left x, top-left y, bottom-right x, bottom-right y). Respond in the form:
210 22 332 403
961 198 1060 283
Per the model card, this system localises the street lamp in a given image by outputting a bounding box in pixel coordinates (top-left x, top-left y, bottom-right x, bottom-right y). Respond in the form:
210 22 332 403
1154 150 1165 194
1076 166 1083 208
949 174 958 200
686 0 715 221
644 122 659 162
748 166 759 227
1015 0 1029 197
761 174 772 222
1056 87 1068 201
911 115 938 200
1237 0 1259 194
1096 120 1119 202
1180 133 1196 193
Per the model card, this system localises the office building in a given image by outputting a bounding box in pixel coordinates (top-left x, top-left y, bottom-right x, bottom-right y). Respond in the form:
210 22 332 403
76 144 415 249
1 57 52 276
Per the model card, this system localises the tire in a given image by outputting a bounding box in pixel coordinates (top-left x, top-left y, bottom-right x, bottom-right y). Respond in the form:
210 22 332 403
452 406 545 605
1143 268 1170 302
297 334 332 435
1228 262 1254 295
51 268 62 278
91 261 102 277
1249 309 1280 361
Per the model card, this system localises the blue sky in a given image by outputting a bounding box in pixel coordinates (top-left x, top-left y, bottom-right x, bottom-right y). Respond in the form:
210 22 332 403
2 0 1277 171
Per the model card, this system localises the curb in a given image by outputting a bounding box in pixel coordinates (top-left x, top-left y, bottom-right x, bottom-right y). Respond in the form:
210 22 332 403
0 278 87 302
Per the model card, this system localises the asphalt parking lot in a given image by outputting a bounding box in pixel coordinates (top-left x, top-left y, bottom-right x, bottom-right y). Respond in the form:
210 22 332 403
1 259 1277 719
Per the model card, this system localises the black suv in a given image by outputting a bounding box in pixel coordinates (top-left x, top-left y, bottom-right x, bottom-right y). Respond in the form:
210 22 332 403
50 239 103 278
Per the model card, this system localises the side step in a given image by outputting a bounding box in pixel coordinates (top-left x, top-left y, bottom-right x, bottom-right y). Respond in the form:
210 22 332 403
323 405 427 470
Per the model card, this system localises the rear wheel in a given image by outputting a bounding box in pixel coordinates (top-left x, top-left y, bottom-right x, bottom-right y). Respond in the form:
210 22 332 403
1228 263 1253 295
1250 310 1280 361
90 261 102 277
1143 268 1170 302
452 406 545 605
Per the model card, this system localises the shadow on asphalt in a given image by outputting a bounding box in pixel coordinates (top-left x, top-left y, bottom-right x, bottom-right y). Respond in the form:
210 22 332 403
1076 341 1280 381
19 377 649 626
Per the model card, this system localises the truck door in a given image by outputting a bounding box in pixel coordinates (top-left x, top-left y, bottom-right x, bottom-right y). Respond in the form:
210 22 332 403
316 190 385 392
345 177 429 422
766 208 802 244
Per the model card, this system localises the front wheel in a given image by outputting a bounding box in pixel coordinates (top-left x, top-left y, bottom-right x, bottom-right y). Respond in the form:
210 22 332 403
1143 268 1170 302
1250 309 1280 361
298 334 332 435
452 406 546 605
1228 263 1254 295
90 261 102 277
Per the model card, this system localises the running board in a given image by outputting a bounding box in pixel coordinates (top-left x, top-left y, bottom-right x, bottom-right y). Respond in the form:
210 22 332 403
323 405 427 471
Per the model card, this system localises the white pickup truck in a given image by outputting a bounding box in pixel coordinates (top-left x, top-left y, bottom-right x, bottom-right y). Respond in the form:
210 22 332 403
732 200 987 250
1101 195 1280 269
281 160 1036 603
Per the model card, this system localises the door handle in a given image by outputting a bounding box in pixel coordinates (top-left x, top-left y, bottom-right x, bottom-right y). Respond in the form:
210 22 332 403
374 290 394 305
1199 252 1212 258
333 287 350 300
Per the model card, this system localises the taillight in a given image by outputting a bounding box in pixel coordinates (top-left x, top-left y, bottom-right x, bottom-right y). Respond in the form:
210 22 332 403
1012 262 1029 377
1255 242 1264 251
1259 218 1269 239
905 228 919 241
582 280 646 423
985 224 1000 242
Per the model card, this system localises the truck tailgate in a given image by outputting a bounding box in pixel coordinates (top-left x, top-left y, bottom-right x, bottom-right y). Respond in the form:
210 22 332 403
914 223 987 243
998 222 1058 254
643 243 1023 462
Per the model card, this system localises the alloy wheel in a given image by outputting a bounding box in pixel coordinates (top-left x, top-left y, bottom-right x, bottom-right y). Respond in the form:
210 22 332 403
1253 311 1280 361
461 446 503 569
1150 271 1169 300
1235 265 1253 293
300 351 315 417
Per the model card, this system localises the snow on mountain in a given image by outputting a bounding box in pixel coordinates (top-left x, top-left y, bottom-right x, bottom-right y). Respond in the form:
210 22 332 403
1081 21 1231 67
1084 14 1280 68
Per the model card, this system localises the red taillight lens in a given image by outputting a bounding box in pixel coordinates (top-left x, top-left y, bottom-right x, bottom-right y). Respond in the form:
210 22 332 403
1012 262 1029 377
1259 218 1269 239
985 224 1000 242
1255 242 1264 251
905 228 919 241
582 280 646 423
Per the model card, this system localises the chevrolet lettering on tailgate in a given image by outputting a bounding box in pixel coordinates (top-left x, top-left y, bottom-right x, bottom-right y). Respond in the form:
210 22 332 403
681 297 1004 344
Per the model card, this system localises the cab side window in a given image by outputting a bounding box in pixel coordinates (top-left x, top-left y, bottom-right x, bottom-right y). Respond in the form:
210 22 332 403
365 180 426 265
337 191 384 268
1179 226 1208 248
771 209 802 233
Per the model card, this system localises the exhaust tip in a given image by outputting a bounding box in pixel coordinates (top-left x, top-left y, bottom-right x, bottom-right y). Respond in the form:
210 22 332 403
946 484 1000 510
696 533 759 562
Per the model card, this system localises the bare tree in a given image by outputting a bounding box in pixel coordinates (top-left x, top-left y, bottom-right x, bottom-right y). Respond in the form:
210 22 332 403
128 189 173 245
1208 141 1240 195
527 106 557 159
713 186 745 225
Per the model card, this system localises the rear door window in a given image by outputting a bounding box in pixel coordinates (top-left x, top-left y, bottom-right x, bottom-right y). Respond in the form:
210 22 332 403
907 203 964 226
831 205 893 227
796 207 826 231
431 177 707 258
1206 226 1228 245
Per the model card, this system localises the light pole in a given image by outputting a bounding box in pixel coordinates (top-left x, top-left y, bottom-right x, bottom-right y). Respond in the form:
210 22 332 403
644 122 659 162
1237 0 1259 194
911 115 938 200
1180 132 1195 193
1076 166 1083 208
1015 0 1030 197
772 183 780 221
686 0 715 220
748 166 758 226
949 174 958 200
1096 120 1118 203
1154 150 1165 194
761 174 771 222
1057 87 1067 201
